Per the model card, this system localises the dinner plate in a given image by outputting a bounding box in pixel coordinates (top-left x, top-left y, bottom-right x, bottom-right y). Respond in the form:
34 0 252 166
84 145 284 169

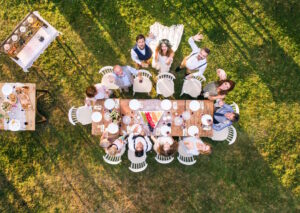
201 114 213 126
174 116 183 126
2 84 13 96
160 99 172 111
182 111 191 120
4 44 10 51
130 124 142 134
129 99 140 110
20 26 26 33
189 100 200 112
12 35 18 42
188 126 199 136
91 112 102 122
122 115 131 125
104 99 115 110
9 119 21 131
160 125 171 136
104 112 111 121
107 123 119 134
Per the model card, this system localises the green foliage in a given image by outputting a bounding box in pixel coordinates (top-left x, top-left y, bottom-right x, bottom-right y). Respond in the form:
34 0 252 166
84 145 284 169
0 0 299 212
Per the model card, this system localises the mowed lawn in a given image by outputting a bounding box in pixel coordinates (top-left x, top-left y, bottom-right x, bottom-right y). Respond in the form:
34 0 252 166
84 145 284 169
0 0 299 212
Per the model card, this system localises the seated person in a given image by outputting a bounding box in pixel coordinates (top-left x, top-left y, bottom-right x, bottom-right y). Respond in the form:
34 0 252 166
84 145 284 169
210 100 239 131
181 136 212 156
105 135 127 156
131 33 155 69
202 79 235 101
128 132 152 157
112 65 142 92
152 39 174 73
151 136 178 157
99 130 113 148
85 83 111 106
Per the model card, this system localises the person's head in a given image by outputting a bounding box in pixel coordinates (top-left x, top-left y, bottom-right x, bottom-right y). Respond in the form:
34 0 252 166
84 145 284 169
99 138 111 148
197 142 212 155
197 48 210 60
225 112 239 122
157 140 178 157
134 137 145 157
113 65 123 76
156 39 173 57
136 34 146 50
86 85 97 98
107 144 118 156
218 80 235 95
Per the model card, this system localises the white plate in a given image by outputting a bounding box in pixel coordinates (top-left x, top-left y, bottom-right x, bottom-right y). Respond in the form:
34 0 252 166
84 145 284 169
160 99 172 111
122 115 131 125
104 112 111 121
160 125 171 136
104 99 115 110
182 111 191 120
12 35 18 42
129 99 140 110
20 26 26 33
91 112 102 122
130 124 142 134
201 114 213 125
2 84 13 96
107 123 119 134
189 100 200 111
188 126 199 136
4 44 10 51
9 119 21 131
174 116 183 126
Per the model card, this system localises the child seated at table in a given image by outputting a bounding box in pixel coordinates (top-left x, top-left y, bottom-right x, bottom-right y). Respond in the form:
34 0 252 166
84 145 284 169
181 136 212 156
151 136 178 157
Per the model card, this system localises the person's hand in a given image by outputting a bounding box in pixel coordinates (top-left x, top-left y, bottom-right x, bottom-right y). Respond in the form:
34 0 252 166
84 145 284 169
186 74 193 80
207 96 214 100
141 62 149 68
193 33 204 42
148 32 155 39
217 69 227 80
166 57 173 65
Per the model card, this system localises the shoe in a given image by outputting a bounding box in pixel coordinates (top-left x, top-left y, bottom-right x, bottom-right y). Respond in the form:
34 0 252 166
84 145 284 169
175 66 182 72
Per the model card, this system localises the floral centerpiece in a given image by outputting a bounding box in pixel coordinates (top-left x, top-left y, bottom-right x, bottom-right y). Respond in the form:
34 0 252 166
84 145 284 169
110 109 121 123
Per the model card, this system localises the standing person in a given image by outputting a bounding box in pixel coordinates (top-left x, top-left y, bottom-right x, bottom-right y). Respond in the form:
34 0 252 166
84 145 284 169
175 33 210 78
131 33 155 69
112 65 142 92
152 39 175 73
85 83 111 106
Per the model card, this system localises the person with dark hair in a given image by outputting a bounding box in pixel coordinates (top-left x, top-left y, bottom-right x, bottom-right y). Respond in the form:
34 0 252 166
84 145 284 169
202 79 235 101
131 33 155 68
128 133 152 157
209 100 239 131
151 136 178 157
85 83 111 106
175 33 210 78
152 39 175 73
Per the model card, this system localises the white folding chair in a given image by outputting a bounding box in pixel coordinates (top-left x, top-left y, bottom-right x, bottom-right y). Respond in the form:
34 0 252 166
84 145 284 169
128 150 148 172
180 75 205 98
156 73 176 97
76 106 92 125
177 141 196 166
155 154 174 164
230 102 240 114
68 106 78 125
133 69 153 95
103 146 126 165
99 66 119 90
211 126 237 145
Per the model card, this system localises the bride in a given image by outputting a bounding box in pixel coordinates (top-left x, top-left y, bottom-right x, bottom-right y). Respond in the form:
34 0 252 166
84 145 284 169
149 22 184 73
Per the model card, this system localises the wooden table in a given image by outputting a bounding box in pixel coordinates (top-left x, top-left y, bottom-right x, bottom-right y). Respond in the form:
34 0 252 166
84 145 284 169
0 83 36 131
185 100 214 137
92 99 120 136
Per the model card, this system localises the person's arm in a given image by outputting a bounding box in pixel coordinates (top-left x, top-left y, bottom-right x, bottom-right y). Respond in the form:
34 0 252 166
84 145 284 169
126 66 139 75
131 49 142 65
155 49 159 62
145 32 155 45
221 104 234 112
166 51 174 65
145 136 153 152
128 133 135 151
208 94 226 101
188 36 201 53
213 120 232 131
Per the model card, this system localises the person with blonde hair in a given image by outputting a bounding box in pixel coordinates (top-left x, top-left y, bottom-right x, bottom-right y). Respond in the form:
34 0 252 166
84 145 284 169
181 136 212 156
105 135 127 156
152 39 175 73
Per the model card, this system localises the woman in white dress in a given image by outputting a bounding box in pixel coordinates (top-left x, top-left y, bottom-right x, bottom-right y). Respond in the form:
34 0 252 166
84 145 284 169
153 39 174 73
151 135 178 156
181 137 212 156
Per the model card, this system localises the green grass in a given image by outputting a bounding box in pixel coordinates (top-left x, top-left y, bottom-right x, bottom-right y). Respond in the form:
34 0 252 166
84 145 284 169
0 0 299 212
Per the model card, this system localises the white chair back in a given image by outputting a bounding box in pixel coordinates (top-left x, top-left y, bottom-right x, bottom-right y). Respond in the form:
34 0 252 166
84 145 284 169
193 74 206 83
99 66 114 76
230 102 240 114
135 69 152 79
227 126 237 145
129 161 148 172
157 72 176 81
177 141 196 166
156 73 175 97
76 106 92 125
180 76 203 98
68 106 78 125
133 70 153 95
155 154 174 164
103 146 126 165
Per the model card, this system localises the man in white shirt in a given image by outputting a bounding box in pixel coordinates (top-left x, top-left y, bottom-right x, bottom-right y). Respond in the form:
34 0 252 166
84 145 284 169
131 33 155 69
112 65 142 92
175 33 210 78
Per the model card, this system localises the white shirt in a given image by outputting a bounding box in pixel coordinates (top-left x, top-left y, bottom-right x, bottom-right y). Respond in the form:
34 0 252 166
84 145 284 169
128 133 152 152
182 137 203 156
113 66 138 87
185 37 207 76
131 37 154 65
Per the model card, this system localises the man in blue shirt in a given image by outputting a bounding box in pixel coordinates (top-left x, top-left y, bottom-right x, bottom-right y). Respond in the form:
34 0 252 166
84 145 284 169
210 100 239 131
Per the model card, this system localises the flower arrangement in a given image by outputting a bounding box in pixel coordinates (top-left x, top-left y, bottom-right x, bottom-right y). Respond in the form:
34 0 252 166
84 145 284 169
110 109 120 123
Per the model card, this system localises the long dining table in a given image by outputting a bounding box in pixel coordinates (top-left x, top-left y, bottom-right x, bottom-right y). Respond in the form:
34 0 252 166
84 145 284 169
92 99 214 137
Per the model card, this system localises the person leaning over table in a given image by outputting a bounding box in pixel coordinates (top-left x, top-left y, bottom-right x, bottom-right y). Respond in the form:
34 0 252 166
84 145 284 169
151 135 178 157
208 100 239 131
128 130 152 157
181 136 212 156
131 33 155 69
111 65 143 92
105 135 127 156
175 33 210 78
85 83 111 106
